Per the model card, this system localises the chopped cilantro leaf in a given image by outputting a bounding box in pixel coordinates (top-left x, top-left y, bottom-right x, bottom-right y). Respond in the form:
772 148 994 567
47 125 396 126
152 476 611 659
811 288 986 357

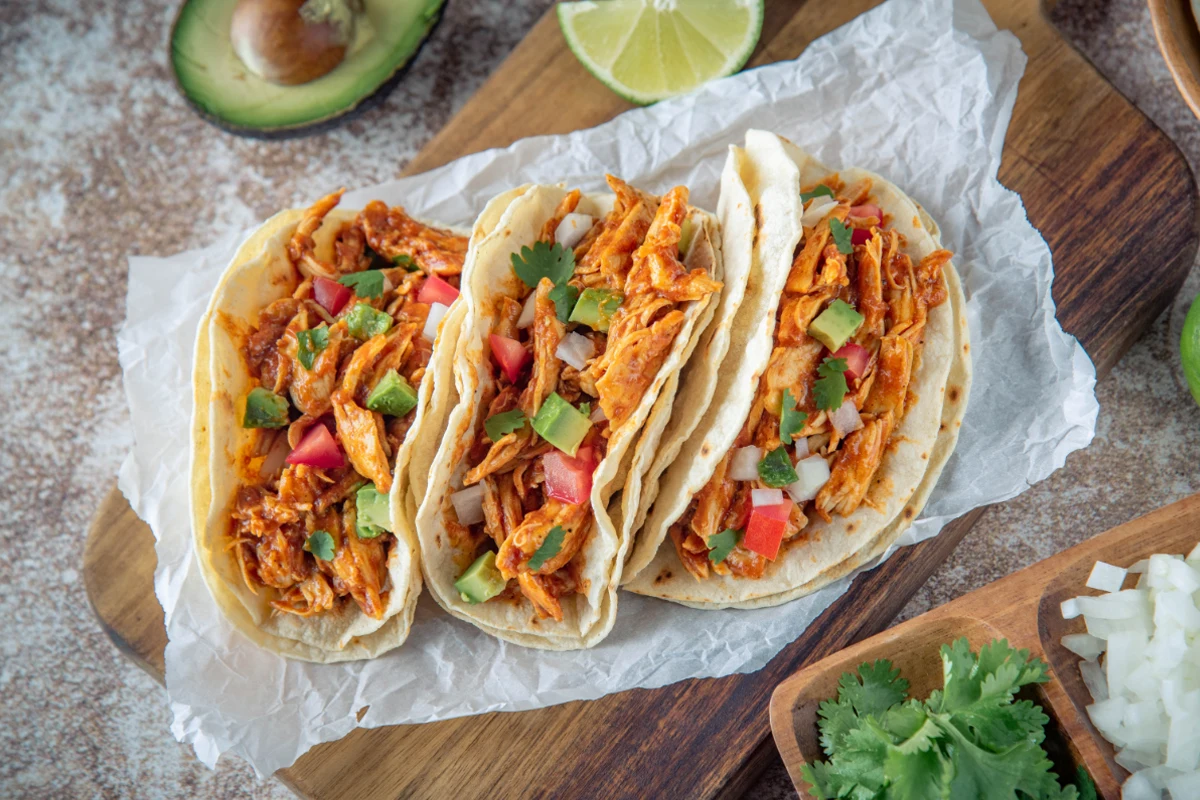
526 526 565 571
829 218 853 254
511 241 576 289
757 446 799 488
338 270 387 299
484 409 527 442
779 388 808 445
296 325 329 370
814 357 850 411
803 639 1078 800
549 282 580 323
801 184 836 204
391 254 418 271
304 530 335 561
708 529 741 564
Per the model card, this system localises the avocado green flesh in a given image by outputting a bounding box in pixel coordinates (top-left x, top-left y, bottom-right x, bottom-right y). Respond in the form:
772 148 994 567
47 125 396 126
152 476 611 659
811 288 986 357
171 0 444 131
355 483 392 539
455 551 507 604
532 393 592 456
367 369 417 417
808 301 864 352
243 387 289 428
568 288 622 332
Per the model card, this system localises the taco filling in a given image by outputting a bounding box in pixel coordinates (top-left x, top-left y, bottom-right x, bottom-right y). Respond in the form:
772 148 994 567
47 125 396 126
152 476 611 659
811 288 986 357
230 190 467 619
445 176 721 621
670 175 952 580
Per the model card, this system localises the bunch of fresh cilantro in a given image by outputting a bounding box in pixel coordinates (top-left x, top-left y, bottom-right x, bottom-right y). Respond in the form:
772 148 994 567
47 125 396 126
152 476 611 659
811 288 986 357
801 638 1097 800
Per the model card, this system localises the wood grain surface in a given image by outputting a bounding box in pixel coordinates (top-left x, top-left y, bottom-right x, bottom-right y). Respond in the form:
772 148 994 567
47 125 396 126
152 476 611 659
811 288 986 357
83 0 1198 797
772 492 1200 800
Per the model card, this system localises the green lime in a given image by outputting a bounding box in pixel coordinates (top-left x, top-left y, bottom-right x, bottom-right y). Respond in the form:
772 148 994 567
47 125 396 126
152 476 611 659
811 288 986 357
1182 293 1200 405
557 0 764 106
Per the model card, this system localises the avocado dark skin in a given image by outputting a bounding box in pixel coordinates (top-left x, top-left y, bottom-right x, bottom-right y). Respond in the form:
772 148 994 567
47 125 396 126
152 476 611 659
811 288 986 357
169 0 449 140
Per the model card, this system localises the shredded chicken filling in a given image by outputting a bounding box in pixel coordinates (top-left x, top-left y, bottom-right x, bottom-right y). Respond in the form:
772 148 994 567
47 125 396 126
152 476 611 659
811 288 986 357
673 175 952 580
231 191 468 619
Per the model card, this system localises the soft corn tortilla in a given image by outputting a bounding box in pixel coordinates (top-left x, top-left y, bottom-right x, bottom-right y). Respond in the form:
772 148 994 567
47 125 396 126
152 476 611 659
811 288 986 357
625 133 971 608
416 183 731 649
189 198 493 662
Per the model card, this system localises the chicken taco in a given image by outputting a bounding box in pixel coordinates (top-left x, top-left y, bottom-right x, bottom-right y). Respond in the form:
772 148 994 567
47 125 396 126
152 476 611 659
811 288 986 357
417 175 734 649
624 131 971 608
190 187 519 661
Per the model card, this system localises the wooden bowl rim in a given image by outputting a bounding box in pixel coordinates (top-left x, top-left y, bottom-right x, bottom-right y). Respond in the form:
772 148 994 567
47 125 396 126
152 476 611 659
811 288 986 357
1148 0 1200 119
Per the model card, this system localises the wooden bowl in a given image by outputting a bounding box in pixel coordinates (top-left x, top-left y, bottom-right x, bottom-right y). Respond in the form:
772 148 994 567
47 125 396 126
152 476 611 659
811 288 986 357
1148 0 1200 118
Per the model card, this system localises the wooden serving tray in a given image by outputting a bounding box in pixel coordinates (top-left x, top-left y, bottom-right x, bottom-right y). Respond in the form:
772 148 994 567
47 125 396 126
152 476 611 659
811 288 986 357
771 493 1200 799
85 1 1198 797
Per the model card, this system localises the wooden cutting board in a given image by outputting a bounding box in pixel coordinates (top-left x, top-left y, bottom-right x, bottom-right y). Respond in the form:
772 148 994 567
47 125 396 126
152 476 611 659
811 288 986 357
771 493 1200 800
84 0 1198 797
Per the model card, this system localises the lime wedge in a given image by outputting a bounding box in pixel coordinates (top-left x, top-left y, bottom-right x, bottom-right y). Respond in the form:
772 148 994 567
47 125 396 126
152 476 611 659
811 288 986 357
558 0 764 105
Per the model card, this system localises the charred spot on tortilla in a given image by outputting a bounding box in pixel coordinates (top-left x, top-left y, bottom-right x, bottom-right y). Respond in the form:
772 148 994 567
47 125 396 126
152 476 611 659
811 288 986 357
948 386 961 403
700 442 712 457
940 422 947 431
963 342 970 353
913 215 921 228
921 452 928 460
904 507 915 520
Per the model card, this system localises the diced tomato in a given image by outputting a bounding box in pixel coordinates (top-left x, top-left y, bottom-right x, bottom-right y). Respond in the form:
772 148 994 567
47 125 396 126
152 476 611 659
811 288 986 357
742 499 794 561
313 277 352 315
850 227 872 246
849 203 882 221
489 334 530 384
543 446 595 504
833 342 871 382
417 274 460 306
286 422 344 469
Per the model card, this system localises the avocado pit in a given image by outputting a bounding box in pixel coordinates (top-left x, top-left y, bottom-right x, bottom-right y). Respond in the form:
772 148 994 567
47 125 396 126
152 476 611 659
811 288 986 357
230 0 359 85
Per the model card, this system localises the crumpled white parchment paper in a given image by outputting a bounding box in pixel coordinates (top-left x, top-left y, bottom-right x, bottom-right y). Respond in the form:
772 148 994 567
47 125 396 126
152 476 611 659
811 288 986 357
117 0 1099 776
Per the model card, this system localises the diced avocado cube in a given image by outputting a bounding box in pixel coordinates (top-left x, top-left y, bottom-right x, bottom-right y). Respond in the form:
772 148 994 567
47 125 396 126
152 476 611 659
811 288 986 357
243 387 289 428
354 483 392 539
454 551 507 604
808 299 864 352
366 370 418 417
568 288 623 332
679 215 698 256
531 392 592 456
345 303 393 340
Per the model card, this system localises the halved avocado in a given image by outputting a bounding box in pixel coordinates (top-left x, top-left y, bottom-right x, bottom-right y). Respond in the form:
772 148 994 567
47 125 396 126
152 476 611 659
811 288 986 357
171 0 446 138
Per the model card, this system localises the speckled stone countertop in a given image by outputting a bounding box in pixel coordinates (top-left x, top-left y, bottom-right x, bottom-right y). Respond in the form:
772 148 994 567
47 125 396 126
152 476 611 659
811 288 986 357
2 0 1198 797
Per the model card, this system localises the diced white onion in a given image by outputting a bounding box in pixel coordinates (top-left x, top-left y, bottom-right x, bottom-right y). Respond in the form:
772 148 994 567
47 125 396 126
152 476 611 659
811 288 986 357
1066 545 1200 791
554 212 594 249
1060 598 1081 620
829 402 863 437
729 446 763 481
449 484 485 526
590 404 606 422
1079 660 1108 703
801 196 838 227
1061 632 1105 661
423 302 449 341
792 436 810 459
1087 560 1127 592
555 332 594 371
785 455 830 504
517 291 537 329
751 488 784 507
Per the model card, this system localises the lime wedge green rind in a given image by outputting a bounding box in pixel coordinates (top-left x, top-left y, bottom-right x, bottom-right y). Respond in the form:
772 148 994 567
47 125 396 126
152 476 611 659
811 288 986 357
558 0 764 106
